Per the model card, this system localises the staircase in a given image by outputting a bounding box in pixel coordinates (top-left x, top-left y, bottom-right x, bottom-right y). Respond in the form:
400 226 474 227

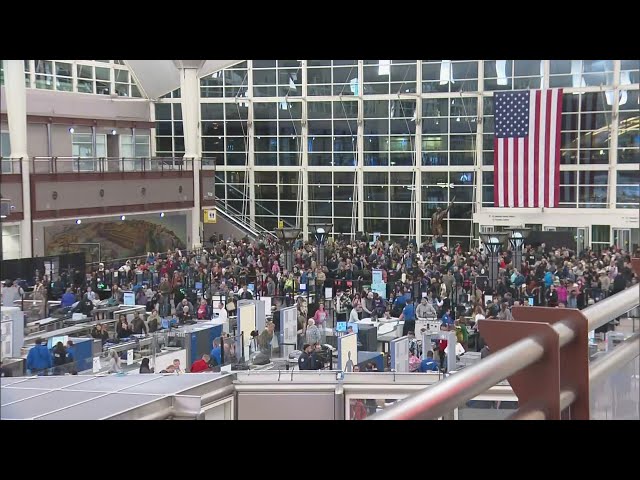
208 176 299 241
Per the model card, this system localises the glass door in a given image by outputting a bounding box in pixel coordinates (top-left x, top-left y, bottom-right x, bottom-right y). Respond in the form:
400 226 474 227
577 227 588 254
612 228 631 251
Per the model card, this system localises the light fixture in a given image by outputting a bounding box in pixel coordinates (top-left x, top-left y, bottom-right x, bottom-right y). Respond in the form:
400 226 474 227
111 129 117 135
507 227 530 250
120 215 126 220
309 223 333 244
160 212 165 218
274 227 302 242
68 127 75 133
480 231 508 255
76 219 82 225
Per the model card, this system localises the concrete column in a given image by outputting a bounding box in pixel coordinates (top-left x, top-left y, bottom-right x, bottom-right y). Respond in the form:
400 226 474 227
356 60 365 235
247 61 256 226
607 60 621 210
301 60 309 241
414 61 423 245
174 61 205 249
4 60 32 258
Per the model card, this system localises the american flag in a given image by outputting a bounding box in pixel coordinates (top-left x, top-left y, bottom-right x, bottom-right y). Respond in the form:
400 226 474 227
494 88 563 207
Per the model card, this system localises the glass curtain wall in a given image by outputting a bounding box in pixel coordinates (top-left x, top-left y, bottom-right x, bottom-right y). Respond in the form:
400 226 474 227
24 60 143 97
152 60 639 248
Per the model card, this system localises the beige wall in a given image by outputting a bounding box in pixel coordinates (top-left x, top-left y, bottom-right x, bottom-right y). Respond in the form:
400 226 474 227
1 86 151 122
34 177 193 212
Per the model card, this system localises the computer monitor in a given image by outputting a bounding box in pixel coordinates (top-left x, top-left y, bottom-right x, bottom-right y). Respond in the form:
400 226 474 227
48 335 69 349
247 283 255 293
347 322 359 333
528 297 535 306
336 321 347 333
195 282 203 290
123 291 135 306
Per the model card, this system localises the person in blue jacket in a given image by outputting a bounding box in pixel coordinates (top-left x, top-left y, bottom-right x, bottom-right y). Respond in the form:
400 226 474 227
441 308 454 328
66 340 75 365
419 350 440 372
210 339 222 366
544 270 554 288
26 338 53 375
60 288 77 308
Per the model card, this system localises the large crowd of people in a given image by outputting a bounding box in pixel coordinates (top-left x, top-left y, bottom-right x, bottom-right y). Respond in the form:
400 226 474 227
3 233 638 375
5 235 639 327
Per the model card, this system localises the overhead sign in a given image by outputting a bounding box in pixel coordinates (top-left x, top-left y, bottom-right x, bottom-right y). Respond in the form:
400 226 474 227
204 209 217 224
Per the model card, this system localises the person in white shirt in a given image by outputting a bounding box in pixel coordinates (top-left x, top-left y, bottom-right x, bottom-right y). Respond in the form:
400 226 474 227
349 305 359 323
472 305 485 331
84 286 96 302
213 302 228 329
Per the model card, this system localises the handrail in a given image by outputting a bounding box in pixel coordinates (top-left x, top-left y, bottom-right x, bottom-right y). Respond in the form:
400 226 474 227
30 156 194 173
510 332 640 420
0 156 24 175
214 198 277 240
589 332 640 386
369 284 640 420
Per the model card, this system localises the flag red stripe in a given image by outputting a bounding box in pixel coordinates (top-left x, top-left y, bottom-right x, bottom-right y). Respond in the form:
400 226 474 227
554 89 563 206
504 139 509 206
523 136 529 208
544 90 553 207
533 91 541 207
494 137 500 206
512 138 522 207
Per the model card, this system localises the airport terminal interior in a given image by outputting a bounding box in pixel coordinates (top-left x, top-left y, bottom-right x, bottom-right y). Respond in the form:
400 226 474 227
0 59 638 420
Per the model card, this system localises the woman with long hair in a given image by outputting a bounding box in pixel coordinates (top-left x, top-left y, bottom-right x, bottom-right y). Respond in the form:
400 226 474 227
139 357 153 374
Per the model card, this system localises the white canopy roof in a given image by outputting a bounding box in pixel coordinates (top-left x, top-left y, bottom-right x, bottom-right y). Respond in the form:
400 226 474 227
124 60 242 99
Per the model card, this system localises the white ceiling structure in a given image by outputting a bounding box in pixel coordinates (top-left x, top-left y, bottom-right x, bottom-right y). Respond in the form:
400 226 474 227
124 60 242 100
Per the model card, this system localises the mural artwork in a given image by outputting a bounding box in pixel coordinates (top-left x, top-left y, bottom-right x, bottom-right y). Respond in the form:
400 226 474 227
44 217 186 261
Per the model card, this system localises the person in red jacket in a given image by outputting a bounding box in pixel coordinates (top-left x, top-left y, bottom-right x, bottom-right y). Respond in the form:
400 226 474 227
190 354 211 373
437 324 449 368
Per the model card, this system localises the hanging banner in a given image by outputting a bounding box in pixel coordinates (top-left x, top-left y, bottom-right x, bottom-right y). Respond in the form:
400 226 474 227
203 209 217 224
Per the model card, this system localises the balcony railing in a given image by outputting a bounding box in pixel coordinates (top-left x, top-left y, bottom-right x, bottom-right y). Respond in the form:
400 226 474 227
30 157 194 174
369 280 640 420
0 157 24 175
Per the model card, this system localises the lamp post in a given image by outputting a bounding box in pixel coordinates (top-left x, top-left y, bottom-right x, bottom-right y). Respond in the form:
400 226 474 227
479 231 508 291
274 227 301 273
309 223 333 268
507 227 530 274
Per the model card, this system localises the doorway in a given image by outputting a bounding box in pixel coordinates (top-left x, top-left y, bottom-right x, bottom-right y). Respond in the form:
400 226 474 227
612 228 631 251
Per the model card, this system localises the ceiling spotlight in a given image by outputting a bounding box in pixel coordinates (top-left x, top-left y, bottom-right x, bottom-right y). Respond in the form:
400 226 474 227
68 127 75 133
160 212 165 218
120 215 126 220
76 219 82 224
111 129 117 135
